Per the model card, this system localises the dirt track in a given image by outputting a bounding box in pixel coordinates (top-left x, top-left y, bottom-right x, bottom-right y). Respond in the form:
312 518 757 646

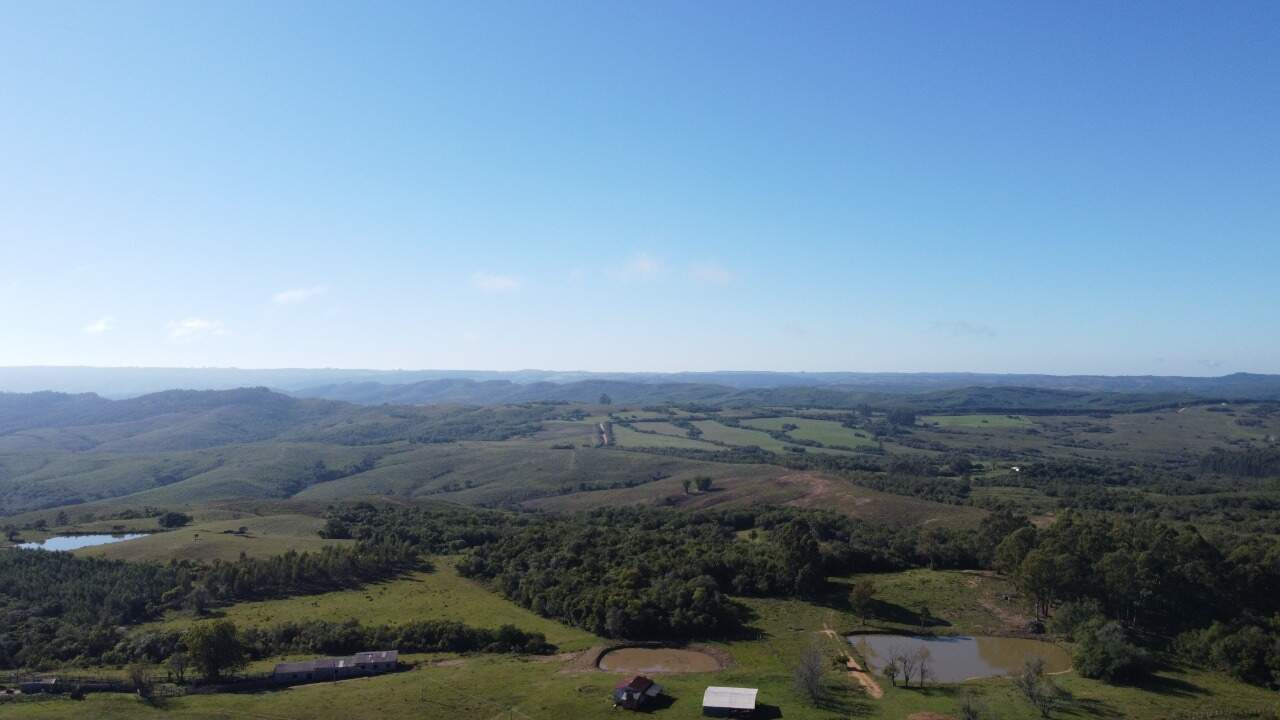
822 616 883 699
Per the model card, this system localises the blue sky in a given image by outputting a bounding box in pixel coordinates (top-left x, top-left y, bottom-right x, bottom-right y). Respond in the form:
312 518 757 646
1 1 1276 374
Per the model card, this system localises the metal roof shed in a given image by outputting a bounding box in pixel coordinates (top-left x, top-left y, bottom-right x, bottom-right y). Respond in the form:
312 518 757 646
701 686 758 717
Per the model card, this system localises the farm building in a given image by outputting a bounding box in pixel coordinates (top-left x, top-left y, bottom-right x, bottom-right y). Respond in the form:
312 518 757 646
701 686 758 717
18 679 59 694
612 675 663 710
272 650 399 685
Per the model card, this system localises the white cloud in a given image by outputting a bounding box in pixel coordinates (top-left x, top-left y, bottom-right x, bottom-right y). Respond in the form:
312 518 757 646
690 262 732 285
167 317 226 340
471 272 521 293
622 252 662 280
272 285 328 305
82 316 115 335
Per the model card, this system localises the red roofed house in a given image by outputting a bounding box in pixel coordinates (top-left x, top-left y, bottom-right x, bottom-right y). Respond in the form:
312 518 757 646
612 675 663 710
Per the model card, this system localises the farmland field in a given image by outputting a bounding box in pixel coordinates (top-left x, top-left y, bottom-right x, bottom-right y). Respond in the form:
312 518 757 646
631 421 694 437
691 419 797 453
610 424 721 450
741 416 878 448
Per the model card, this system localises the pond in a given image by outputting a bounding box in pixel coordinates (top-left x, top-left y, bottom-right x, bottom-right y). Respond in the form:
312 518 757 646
848 634 1071 682
16 534 147 551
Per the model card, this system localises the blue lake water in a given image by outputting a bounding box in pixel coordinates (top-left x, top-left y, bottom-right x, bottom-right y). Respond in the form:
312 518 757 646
17 534 147 551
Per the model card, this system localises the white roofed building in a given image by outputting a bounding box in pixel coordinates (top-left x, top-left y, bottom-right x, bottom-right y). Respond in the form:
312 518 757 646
701 686 758 717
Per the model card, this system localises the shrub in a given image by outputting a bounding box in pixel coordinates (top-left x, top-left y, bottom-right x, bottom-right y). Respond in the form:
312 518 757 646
1073 620 1150 683
1048 599 1104 640
158 512 192 528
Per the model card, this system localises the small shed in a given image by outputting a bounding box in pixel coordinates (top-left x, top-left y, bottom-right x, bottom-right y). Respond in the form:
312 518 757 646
702 686 757 717
272 650 399 685
19 679 60 694
612 675 663 710
273 658 339 684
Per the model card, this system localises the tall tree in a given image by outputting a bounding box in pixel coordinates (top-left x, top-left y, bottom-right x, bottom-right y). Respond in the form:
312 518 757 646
850 579 877 625
792 639 825 705
184 620 247 682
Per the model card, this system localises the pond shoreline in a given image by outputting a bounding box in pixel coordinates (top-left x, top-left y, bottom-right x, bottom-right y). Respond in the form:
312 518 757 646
846 632 1072 683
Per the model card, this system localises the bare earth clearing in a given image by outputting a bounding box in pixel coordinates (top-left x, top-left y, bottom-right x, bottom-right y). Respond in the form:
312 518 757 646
597 647 724 673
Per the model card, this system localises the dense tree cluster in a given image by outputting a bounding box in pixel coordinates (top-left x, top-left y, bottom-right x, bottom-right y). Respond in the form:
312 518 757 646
0 541 418 669
1174 620 1280 687
157 511 193 528
457 512 751 639
241 618 554 657
454 507 1023 639
319 502 528 552
997 511 1280 686
197 542 419 601
1200 447 1280 478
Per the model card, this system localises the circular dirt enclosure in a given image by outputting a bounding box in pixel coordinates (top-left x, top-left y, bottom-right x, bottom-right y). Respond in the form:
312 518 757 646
596 646 724 673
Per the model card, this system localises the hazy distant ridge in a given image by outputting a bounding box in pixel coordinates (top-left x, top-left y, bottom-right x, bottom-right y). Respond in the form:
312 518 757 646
1 367 1278 400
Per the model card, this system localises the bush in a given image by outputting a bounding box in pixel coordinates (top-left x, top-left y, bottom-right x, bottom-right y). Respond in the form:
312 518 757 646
1176 622 1280 687
158 512 192 528
1073 620 1150 683
1048 599 1104 640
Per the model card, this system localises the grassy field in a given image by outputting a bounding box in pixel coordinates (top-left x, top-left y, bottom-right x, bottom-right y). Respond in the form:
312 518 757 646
139 557 600 651
691 420 797 453
77 514 349 562
741 416 878 449
530 467 986 529
11 567 1277 720
610 425 722 450
609 410 673 421
632 421 696 438
291 440 734 507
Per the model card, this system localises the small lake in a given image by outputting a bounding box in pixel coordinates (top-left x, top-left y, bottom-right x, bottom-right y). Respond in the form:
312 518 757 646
16 534 146 551
848 634 1071 682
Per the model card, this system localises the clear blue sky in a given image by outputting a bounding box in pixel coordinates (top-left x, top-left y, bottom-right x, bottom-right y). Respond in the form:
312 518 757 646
1 1 1276 374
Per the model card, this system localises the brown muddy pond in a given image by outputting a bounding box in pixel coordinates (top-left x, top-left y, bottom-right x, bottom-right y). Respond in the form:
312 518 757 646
597 647 722 673
848 634 1070 682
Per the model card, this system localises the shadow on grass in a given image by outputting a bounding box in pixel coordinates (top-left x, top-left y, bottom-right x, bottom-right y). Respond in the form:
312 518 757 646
726 601 767 641
813 691 874 717
1061 697 1125 719
855 598 950 628
811 588 853 612
636 694 677 713
753 703 785 719
1130 673 1208 698
888 685 961 700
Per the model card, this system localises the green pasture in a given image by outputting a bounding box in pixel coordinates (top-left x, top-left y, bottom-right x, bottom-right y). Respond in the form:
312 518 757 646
741 416 877 448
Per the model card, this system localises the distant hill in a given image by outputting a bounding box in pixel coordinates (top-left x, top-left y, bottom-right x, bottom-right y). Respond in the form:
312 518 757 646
2 366 1279 399
0 388 570 515
0 387 560 454
292 378 1207 414
294 378 735 406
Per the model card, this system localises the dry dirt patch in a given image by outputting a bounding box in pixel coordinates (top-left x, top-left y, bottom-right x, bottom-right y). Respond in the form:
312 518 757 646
597 647 723 673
